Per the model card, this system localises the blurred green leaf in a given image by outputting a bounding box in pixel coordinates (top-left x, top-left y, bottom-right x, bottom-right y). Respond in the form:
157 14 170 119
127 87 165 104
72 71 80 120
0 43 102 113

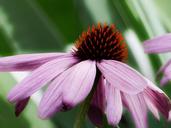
155 0 171 31
35 0 83 43
0 97 31 128
0 73 55 128
148 113 171 128
0 28 15 55
0 7 15 55
0 0 65 52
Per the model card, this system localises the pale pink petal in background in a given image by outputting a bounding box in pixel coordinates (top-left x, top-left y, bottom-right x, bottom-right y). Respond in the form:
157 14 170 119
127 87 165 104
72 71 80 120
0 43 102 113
144 33 171 53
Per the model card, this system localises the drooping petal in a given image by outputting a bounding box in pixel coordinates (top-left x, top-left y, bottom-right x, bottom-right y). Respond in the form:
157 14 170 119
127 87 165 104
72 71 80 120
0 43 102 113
144 86 171 120
145 78 163 93
88 76 106 127
62 60 96 107
144 95 160 120
106 82 122 126
15 97 30 117
143 78 171 119
122 93 147 128
8 56 78 103
0 53 68 71
97 60 147 94
38 68 73 119
144 33 171 53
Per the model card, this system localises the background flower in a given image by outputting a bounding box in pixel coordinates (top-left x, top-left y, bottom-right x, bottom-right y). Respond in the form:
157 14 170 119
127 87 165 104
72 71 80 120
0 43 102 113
144 34 171 86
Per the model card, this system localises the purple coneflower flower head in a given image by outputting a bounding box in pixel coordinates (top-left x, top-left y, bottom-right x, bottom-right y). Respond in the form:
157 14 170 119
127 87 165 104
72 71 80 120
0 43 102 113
0 24 171 128
144 33 171 86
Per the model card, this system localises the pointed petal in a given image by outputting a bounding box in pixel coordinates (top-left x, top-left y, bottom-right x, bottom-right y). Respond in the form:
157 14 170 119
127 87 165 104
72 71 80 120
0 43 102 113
122 93 147 128
63 60 96 107
0 53 68 71
142 78 171 120
106 82 122 126
88 76 105 127
144 87 171 120
97 60 147 94
144 33 171 53
144 95 160 120
8 56 78 103
15 97 30 117
38 66 73 119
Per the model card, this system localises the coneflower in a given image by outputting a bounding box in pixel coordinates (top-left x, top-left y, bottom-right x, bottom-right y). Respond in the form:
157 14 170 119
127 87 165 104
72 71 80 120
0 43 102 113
0 23 171 128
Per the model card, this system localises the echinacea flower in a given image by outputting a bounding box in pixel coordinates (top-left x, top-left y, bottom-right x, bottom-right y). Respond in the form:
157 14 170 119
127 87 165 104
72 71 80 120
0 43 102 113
144 33 171 86
0 24 171 128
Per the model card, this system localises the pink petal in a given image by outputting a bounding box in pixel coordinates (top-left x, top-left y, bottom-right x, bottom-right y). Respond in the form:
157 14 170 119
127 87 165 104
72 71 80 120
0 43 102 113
144 95 160 120
156 60 171 86
62 60 96 107
157 59 171 75
144 33 171 53
0 53 68 71
106 82 122 126
122 93 147 128
8 56 78 103
97 60 147 94
160 64 171 86
144 87 171 120
88 76 106 127
169 111 171 121
145 78 171 119
15 97 30 117
160 75 169 86
38 68 72 119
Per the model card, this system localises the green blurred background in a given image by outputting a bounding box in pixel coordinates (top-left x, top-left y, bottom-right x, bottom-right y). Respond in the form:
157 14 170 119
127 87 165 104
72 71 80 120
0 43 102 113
0 0 171 127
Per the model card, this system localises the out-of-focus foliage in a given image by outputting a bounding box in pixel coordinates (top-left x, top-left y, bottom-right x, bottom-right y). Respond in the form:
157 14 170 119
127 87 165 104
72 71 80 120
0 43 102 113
0 28 14 55
35 0 83 42
0 0 64 52
156 0 171 31
0 0 171 128
0 73 55 128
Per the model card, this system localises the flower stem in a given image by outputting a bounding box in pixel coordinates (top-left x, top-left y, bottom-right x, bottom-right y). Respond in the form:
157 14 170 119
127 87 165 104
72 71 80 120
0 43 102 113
73 69 101 128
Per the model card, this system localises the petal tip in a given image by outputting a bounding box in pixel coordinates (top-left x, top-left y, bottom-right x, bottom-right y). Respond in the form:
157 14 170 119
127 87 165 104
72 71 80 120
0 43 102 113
168 111 171 121
38 114 48 120
7 92 16 103
107 119 120 127
38 109 49 120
